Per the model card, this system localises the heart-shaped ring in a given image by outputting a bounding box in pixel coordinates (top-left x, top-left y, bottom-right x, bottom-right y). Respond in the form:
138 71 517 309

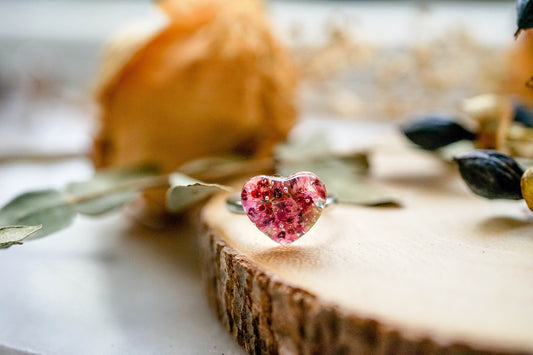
228 172 333 245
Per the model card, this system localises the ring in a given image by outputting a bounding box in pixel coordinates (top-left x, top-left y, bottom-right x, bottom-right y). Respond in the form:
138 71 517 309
225 171 336 245
226 194 337 214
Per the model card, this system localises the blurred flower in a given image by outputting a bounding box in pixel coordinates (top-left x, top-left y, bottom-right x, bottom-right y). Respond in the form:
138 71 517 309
93 0 298 174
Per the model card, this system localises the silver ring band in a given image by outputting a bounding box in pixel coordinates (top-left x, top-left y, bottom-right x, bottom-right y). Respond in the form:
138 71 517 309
226 194 338 214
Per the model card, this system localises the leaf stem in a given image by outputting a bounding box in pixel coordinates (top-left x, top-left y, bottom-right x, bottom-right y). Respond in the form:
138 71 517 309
0 152 89 164
181 157 276 182
64 174 171 205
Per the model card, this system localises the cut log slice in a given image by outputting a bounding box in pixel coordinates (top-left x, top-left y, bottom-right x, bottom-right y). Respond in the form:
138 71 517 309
198 145 533 354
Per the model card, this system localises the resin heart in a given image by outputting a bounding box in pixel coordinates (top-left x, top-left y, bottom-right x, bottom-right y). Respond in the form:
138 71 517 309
241 172 327 245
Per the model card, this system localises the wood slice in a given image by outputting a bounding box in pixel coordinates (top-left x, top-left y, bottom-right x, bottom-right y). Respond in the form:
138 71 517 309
198 144 533 355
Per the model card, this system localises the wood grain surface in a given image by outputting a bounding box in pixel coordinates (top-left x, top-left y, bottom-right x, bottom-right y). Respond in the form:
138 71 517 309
199 141 533 354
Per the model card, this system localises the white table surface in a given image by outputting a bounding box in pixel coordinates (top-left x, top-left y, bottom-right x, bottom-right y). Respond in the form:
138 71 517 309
0 1 516 354
0 159 244 355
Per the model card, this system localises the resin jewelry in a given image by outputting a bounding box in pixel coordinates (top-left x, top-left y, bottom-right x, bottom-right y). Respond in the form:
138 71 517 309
226 172 335 245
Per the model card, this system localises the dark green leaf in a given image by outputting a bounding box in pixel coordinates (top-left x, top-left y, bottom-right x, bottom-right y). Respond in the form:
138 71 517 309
166 173 230 213
516 0 533 36
0 190 76 240
64 163 160 216
0 225 42 249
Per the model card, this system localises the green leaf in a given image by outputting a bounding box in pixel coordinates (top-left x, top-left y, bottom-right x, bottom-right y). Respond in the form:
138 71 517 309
277 159 399 207
0 164 163 245
68 190 139 216
64 163 161 216
0 225 42 249
178 155 275 182
0 190 76 240
179 155 246 177
276 134 369 174
166 173 230 213
276 133 331 162
276 134 398 207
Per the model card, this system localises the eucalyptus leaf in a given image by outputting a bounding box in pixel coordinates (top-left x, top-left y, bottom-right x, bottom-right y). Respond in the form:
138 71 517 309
276 134 369 175
0 164 164 247
276 133 397 206
70 191 140 216
0 225 42 249
179 155 275 182
0 190 76 240
277 159 399 207
516 0 533 36
179 155 246 177
276 133 331 162
64 163 161 216
166 173 230 213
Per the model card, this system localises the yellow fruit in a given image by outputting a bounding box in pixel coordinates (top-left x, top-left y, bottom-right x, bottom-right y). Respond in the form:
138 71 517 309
521 167 533 212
